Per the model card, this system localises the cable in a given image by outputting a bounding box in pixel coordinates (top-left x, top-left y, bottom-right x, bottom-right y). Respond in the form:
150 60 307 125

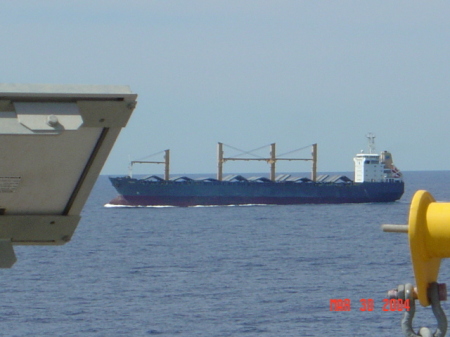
222 143 272 159
134 150 166 162
278 144 313 157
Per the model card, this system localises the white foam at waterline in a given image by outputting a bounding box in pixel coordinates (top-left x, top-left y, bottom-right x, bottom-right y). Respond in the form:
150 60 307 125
104 203 275 208
104 203 175 208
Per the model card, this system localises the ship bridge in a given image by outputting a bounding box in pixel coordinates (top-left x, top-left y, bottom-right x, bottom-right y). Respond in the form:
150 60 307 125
354 153 384 182
353 133 403 183
353 150 402 183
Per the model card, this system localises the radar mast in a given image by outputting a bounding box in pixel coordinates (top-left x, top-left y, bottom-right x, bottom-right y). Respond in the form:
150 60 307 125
366 133 376 154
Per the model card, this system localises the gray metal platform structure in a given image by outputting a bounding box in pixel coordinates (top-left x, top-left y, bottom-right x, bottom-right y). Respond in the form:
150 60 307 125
0 84 137 267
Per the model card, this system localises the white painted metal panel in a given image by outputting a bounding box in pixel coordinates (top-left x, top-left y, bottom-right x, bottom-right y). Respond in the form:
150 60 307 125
0 84 137 267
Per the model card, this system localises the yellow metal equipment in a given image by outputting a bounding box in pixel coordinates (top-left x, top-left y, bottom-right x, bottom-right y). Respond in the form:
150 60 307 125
408 190 450 306
383 189 450 335
384 190 450 306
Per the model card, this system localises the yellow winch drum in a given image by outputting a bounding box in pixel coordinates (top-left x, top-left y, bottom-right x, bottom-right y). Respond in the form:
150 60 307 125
408 190 450 306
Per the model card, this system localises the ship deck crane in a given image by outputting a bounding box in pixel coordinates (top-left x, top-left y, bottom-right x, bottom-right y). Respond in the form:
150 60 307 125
217 142 317 182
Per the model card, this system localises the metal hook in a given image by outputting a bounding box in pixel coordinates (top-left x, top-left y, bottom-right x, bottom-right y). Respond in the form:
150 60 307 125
399 283 447 337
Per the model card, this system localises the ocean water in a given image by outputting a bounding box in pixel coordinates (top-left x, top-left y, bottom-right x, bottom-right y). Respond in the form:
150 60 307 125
1 171 450 336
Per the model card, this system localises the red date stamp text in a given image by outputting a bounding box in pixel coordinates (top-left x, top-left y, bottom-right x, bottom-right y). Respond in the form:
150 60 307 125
329 298 410 312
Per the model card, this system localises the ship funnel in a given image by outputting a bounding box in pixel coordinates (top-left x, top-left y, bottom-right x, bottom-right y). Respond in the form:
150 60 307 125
381 151 402 179
381 151 393 168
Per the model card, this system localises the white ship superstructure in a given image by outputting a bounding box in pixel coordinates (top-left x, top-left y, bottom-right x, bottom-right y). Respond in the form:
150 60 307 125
353 133 403 183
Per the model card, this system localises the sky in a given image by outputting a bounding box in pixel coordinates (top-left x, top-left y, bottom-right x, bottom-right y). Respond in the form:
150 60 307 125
1 1 450 176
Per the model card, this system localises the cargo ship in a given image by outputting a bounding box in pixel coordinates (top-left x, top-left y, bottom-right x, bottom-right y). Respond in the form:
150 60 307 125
107 135 404 207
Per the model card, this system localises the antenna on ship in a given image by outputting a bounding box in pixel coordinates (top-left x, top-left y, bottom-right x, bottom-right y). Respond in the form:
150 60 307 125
366 133 376 154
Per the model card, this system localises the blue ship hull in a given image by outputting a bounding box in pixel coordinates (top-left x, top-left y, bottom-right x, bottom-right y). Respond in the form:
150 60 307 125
108 177 405 206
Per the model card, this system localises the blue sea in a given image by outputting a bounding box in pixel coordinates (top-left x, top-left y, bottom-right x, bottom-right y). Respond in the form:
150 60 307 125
1 171 450 336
